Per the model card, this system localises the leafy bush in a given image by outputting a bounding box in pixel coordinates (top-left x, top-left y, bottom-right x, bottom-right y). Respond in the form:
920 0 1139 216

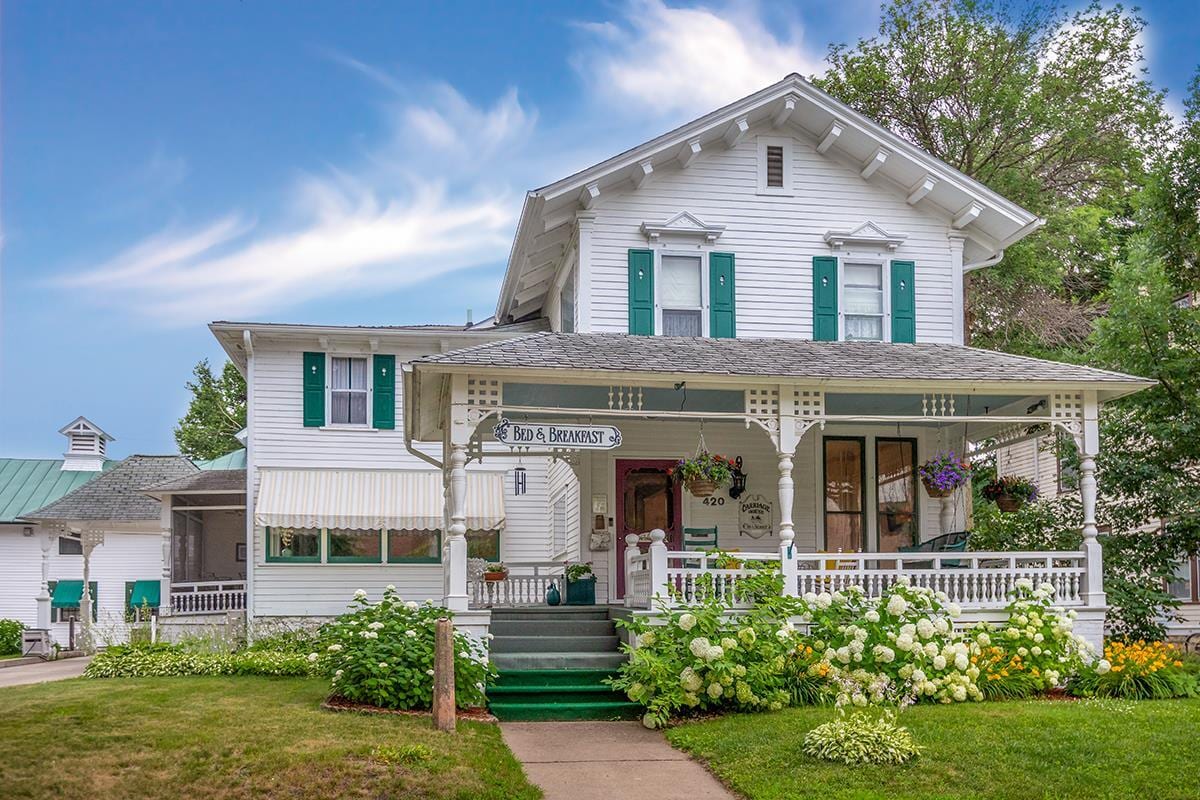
316 587 492 710
982 475 1039 504
802 710 922 765
796 580 982 706
0 618 24 656
85 644 315 678
245 622 323 655
1069 640 1199 699
609 589 805 729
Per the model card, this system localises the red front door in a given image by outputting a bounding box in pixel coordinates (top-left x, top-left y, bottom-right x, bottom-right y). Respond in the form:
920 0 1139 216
615 459 683 598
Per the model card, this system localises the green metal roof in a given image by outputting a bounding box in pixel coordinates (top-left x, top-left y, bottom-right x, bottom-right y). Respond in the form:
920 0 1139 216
195 449 246 470
0 459 115 523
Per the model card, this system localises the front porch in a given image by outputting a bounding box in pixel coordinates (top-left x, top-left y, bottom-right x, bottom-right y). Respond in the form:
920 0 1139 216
406 334 1147 649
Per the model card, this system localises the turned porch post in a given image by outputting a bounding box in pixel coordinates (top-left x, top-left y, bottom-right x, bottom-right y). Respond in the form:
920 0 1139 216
623 533 640 607
1079 391 1105 608
160 493 173 616
444 443 470 612
36 530 53 629
777 451 799 596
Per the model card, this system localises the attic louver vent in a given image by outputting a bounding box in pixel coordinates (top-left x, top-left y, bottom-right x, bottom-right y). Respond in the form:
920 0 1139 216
766 145 784 187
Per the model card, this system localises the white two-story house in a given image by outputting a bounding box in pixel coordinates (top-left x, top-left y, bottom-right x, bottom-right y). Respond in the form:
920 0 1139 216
205 75 1151 655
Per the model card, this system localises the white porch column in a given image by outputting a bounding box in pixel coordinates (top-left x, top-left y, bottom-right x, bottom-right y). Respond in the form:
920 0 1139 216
623 533 640 607
444 443 470 612
1079 391 1105 609
36 530 53 629
648 528 671 608
777 451 799 596
79 530 101 654
160 493 173 616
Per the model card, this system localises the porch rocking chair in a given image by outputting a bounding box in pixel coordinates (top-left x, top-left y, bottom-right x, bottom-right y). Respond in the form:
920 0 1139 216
897 531 971 568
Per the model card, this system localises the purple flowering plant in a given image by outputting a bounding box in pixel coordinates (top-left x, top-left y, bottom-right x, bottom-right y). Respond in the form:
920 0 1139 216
917 451 972 493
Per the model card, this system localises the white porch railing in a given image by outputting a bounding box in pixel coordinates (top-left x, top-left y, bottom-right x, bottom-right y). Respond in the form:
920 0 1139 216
169 581 247 616
470 562 564 607
623 530 1090 611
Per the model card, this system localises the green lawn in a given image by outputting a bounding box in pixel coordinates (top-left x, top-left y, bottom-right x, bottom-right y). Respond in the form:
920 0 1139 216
0 676 540 800
666 699 1200 800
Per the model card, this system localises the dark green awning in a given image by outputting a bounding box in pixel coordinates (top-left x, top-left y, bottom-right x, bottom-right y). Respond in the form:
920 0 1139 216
129 580 161 609
51 580 84 608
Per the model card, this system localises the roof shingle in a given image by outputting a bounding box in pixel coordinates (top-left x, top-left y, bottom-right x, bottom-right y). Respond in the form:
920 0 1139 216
23 455 196 522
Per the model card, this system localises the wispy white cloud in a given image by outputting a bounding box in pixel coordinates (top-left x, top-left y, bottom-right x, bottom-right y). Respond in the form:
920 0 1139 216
573 0 824 119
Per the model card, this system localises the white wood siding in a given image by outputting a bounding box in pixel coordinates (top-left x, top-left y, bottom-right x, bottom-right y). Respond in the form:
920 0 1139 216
583 122 959 342
0 525 162 646
996 436 1061 501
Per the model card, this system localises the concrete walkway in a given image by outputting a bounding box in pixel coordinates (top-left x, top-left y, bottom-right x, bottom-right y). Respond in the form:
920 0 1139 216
501 721 735 800
0 656 91 688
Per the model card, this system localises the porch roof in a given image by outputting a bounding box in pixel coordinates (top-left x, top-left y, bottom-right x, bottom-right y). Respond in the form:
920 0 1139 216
142 469 246 499
414 333 1152 391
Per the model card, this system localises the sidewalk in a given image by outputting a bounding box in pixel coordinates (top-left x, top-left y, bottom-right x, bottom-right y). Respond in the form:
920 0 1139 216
501 721 735 800
0 656 91 688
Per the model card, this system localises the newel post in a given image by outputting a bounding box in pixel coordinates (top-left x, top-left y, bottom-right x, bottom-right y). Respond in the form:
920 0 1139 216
648 528 671 608
623 533 640 608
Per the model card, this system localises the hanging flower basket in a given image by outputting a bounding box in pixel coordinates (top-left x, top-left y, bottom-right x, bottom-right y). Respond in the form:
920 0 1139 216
672 451 734 498
917 451 972 498
983 476 1038 513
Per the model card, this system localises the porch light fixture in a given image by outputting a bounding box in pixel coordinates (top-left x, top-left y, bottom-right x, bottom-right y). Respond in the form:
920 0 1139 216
513 467 527 496
729 456 748 499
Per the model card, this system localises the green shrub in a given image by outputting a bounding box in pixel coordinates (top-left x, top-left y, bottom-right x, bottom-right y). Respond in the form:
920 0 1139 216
802 710 922 765
0 618 24 656
84 644 315 678
316 587 492 711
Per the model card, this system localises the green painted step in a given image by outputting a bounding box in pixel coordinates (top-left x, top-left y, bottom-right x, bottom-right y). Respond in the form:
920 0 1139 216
491 652 627 671
488 684 627 705
488 699 642 722
492 668 617 688
490 618 616 637
490 634 620 654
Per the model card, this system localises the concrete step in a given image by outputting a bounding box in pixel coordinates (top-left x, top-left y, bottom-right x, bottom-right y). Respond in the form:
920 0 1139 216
490 634 620 654
489 607 611 621
489 699 642 722
489 618 616 637
491 651 628 671
493 668 618 688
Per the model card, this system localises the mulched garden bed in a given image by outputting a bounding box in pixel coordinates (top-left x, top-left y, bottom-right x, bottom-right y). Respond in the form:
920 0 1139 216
321 696 497 723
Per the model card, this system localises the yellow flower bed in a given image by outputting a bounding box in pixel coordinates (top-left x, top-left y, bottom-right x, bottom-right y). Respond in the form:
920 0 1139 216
1101 640 1184 677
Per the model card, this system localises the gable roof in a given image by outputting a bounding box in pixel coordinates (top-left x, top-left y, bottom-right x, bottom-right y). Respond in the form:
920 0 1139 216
497 73 1042 322
0 459 117 523
57 416 115 442
22 455 197 523
415 332 1151 394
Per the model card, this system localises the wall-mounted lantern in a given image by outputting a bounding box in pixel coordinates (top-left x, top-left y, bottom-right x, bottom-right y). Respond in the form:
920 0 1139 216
729 456 747 499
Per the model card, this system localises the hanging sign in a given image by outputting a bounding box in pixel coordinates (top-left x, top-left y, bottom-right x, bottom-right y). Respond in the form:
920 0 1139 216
738 494 774 539
492 418 622 450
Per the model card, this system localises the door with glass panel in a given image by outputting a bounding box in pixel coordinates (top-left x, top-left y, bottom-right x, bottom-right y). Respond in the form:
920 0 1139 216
614 459 682 597
843 262 885 341
823 438 866 553
661 255 703 336
876 438 918 552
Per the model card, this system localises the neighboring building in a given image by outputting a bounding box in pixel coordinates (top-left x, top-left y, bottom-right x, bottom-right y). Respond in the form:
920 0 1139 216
196 74 1152 657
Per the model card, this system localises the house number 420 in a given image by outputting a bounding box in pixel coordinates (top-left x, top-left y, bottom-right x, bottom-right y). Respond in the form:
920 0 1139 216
702 496 725 506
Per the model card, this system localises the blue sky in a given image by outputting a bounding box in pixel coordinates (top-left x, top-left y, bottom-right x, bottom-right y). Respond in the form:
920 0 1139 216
2 1 1198 458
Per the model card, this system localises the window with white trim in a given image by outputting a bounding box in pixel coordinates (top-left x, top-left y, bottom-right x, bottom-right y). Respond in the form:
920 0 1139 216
660 254 704 336
842 262 886 341
330 356 368 425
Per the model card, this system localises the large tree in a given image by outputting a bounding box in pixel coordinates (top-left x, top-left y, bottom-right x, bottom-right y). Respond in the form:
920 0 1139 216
814 0 1168 354
175 360 247 460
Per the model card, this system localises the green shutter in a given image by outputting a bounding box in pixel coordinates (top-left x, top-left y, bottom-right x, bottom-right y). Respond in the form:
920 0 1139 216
813 256 838 341
372 354 396 430
709 252 736 338
302 352 325 427
627 249 655 335
891 260 916 343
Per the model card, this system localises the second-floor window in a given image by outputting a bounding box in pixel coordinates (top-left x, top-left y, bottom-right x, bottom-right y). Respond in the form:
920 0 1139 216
843 262 885 341
330 356 368 425
661 255 704 336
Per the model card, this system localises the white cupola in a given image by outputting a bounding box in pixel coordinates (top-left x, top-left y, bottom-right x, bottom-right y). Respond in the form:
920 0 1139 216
59 416 113 472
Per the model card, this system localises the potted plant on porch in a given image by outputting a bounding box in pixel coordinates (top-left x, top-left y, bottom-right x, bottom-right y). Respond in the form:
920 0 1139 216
564 562 596 605
483 562 509 582
983 475 1038 512
671 451 735 498
917 451 972 498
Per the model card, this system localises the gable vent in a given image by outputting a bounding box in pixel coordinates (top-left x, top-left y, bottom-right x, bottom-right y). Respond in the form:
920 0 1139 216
766 145 784 187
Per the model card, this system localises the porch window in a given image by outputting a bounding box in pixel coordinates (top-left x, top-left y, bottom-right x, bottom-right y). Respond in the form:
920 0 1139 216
661 255 703 336
266 527 321 563
328 528 383 563
387 530 440 563
876 438 918 552
1168 555 1198 603
824 437 865 552
468 530 501 562
330 356 369 425
843 262 885 341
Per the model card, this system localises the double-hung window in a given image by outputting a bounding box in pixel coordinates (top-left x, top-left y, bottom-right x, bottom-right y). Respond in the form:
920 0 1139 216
661 255 704 336
843 262 885 341
330 356 369 425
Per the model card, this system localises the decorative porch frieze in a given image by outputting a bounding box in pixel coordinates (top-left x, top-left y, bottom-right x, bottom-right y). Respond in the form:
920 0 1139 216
608 385 645 411
466 376 502 407
743 387 781 441
922 392 957 417
791 388 824 437
1049 391 1084 440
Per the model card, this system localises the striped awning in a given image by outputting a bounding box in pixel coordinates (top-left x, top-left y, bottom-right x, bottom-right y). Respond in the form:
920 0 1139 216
253 469 505 532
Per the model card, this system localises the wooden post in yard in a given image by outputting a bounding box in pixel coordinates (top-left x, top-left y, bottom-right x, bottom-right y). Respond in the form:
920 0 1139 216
433 617 456 732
